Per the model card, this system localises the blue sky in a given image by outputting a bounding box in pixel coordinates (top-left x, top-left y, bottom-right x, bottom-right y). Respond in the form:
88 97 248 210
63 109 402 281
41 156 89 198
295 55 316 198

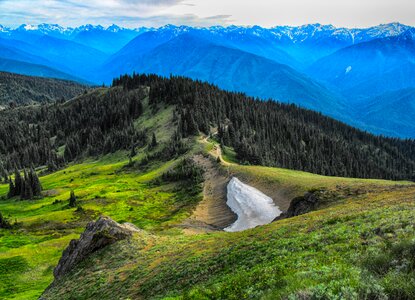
0 0 414 28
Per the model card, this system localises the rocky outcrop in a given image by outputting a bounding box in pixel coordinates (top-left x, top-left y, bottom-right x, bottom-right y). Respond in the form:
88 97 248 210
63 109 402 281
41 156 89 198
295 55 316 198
53 216 140 279
285 192 319 217
275 192 319 220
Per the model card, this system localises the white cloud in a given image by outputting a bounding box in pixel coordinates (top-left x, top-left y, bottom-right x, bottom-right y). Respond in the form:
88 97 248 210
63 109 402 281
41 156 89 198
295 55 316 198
0 0 414 28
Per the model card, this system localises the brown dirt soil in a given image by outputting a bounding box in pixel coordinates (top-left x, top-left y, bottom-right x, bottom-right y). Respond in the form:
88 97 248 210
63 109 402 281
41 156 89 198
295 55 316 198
185 154 236 230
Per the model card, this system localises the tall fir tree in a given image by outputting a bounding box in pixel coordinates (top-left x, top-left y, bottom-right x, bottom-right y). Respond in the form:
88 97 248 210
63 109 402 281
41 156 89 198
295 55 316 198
14 168 22 197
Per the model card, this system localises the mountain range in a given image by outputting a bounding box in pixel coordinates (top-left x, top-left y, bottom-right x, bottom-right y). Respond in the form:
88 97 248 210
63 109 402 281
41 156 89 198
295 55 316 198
0 22 414 137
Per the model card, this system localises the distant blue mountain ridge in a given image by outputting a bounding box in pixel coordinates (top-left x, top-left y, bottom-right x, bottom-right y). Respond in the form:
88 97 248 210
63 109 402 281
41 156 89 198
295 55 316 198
0 22 414 137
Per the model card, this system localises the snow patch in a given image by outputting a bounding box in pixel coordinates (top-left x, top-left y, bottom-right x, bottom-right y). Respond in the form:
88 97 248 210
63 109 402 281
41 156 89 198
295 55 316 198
224 177 281 232
24 24 37 31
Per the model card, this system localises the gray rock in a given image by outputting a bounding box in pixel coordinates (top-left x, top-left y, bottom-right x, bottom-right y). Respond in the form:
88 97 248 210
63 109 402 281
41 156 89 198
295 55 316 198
53 216 140 279
274 192 319 221
286 192 319 217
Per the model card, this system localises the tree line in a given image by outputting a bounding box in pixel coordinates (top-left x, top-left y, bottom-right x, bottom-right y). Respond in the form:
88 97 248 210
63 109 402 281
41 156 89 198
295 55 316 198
113 74 415 180
0 87 148 179
8 168 42 200
0 73 414 182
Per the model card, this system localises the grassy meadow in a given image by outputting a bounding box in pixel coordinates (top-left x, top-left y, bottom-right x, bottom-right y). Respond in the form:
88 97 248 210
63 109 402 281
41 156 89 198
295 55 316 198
1 100 415 299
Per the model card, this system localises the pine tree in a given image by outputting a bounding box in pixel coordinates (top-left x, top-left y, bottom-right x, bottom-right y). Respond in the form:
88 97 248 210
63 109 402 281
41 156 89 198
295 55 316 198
130 145 137 158
30 168 42 197
14 169 22 196
69 190 77 207
150 133 158 149
0 211 11 229
7 177 15 198
21 170 33 200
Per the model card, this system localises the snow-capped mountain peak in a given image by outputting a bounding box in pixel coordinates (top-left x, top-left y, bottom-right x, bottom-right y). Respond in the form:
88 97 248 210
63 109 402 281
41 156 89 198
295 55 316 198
0 25 10 33
107 24 121 32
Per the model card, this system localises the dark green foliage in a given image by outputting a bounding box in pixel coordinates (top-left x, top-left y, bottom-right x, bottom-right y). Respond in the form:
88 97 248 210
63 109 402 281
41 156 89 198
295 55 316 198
113 74 415 180
31 169 42 197
362 239 415 299
7 178 15 199
150 133 158 149
0 71 87 105
69 190 77 208
0 87 147 171
0 211 12 229
7 169 42 200
1 73 414 181
143 132 191 165
162 158 204 184
0 161 8 183
13 169 22 196
21 170 33 200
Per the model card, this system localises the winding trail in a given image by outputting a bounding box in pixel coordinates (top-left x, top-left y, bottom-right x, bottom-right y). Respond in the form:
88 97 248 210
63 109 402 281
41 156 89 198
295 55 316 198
181 136 288 234
185 154 236 230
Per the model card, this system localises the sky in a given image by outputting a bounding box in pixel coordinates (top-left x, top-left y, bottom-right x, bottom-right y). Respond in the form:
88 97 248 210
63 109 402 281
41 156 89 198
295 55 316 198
0 0 414 28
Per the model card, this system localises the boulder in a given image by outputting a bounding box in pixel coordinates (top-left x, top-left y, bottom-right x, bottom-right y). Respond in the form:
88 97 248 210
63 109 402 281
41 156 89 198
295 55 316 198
53 216 140 279
275 192 319 221
286 192 319 217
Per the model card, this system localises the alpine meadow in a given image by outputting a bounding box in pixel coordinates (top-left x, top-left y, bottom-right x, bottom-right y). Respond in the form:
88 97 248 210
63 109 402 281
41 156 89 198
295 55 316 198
1 1 415 299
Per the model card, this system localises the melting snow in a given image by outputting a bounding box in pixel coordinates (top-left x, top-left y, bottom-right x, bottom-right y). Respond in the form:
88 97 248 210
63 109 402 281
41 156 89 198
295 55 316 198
224 177 281 232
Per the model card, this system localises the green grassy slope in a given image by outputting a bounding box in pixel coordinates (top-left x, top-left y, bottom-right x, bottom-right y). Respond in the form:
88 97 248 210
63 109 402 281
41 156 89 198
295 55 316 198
0 100 197 299
1 96 415 299
42 183 415 300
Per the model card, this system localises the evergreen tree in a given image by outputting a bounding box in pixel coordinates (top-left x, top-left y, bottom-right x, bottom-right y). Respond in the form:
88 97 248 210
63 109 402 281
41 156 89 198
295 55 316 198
69 190 77 207
30 168 42 197
150 133 158 149
0 211 11 229
130 144 137 158
14 169 22 197
7 177 15 198
21 170 33 200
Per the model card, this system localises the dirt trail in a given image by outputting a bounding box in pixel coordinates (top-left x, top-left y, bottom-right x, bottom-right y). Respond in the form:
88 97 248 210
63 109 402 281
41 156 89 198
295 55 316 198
184 154 236 231
181 136 291 234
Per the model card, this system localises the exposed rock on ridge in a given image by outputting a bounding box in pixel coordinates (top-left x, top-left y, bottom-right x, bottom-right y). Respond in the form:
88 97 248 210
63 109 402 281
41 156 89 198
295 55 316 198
53 216 140 279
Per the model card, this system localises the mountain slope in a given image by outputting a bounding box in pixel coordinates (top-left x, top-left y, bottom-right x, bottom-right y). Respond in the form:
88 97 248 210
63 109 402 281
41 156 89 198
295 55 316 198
105 34 345 116
0 58 85 83
0 72 88 105
106 23 411 69
40 181 415 300
31 36 109 71
0 38 56 67
1 23 415 137
0 31 109 79
0 74 415 299
354 88 415 137
269 22 410 65
307 30 415 99
71 24 142 54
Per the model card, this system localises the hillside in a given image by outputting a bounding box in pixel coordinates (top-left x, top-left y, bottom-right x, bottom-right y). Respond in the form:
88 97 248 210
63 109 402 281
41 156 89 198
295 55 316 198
0 75 415 299
1 128 414 299
104 34 346 117
354 88 415 137
0 72 88 105
0 58 86 84
1 74 414 180
307 30 415 99
2 23 415 137
41 178 415 299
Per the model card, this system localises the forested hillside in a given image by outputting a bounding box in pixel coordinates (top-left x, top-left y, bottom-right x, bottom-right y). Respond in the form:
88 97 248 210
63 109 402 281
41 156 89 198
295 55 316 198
0 74 414 181
0 72 88 105
114 74 415 180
